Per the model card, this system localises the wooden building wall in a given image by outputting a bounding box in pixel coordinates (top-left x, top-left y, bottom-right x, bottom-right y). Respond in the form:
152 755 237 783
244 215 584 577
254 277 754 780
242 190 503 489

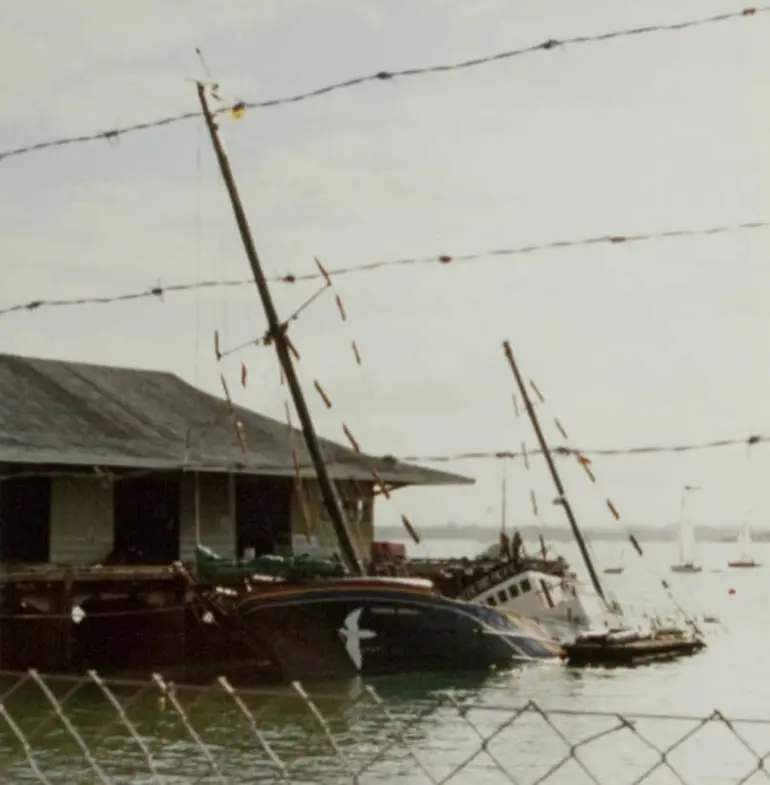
179 473 237 561
290 479 375 562
49 476 114 564
13 471 376 566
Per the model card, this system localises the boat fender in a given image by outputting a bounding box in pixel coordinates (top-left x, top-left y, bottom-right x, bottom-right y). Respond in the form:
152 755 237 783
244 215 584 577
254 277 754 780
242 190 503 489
606 629 642 644
575 631 609 643
654 625 684 637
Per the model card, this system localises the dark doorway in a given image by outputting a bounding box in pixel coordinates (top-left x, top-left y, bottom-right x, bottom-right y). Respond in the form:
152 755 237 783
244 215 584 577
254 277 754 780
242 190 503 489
113 477 180 564
235 477 292 558
0 476 51 563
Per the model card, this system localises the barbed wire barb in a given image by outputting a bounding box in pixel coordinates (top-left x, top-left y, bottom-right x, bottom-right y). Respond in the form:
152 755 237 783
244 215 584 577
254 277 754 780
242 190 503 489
0 7 767 164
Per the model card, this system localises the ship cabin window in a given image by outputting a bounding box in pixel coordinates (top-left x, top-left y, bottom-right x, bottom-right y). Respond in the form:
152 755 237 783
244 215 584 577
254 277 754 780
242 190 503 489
497 589 507 604
509 584 520 598
486 596 497 606
520 579 532 593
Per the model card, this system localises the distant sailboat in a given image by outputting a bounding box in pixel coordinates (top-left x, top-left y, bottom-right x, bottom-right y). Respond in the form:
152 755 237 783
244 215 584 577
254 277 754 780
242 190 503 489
603 548 625 575
671 486 702 574
728 521 760 568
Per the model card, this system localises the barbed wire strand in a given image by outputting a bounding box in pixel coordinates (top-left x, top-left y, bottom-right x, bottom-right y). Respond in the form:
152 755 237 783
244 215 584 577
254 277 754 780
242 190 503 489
0 8 766 164
395 433 767 464
0 432 765 489
3 218 769 319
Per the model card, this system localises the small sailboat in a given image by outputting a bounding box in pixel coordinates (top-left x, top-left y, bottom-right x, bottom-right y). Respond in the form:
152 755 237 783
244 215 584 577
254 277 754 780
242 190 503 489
671 486 702 573
603 548 625 575
728 521 760 568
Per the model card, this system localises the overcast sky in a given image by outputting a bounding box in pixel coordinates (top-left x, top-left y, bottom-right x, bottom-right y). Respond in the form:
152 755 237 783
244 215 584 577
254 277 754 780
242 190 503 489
1 1 769 549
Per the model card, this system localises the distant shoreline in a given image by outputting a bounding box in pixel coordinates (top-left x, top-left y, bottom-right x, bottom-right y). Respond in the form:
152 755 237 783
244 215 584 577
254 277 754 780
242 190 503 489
375 524 761 544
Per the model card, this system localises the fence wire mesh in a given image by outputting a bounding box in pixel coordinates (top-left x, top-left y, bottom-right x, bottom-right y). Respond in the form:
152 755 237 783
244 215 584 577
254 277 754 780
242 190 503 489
0 669 767 785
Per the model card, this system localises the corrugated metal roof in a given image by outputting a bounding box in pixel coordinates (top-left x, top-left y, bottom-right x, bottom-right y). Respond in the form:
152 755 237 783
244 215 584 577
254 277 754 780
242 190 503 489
0 353 473 487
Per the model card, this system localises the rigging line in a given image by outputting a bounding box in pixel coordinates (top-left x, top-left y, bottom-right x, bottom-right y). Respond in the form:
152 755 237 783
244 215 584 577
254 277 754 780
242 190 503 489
194 120 203 386
0 7 766 163
215 283 330 358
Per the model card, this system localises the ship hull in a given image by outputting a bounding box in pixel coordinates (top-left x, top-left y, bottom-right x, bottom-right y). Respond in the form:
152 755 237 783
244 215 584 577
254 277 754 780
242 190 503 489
235 578 561 682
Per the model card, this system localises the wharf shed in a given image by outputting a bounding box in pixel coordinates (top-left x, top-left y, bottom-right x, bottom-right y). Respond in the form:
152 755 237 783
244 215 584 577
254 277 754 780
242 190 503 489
0 353 472 569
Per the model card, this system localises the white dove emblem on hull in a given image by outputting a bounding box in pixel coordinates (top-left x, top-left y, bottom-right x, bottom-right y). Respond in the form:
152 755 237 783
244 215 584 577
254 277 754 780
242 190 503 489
338 608 376 671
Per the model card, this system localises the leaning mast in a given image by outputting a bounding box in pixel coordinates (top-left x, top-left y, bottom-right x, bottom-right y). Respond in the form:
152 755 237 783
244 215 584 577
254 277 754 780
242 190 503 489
503 341 607 604
196 83 365 576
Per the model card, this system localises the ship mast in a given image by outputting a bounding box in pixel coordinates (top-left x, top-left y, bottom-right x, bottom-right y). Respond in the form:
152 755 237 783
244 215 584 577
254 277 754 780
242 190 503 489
503 341 607 604
196 83 365 576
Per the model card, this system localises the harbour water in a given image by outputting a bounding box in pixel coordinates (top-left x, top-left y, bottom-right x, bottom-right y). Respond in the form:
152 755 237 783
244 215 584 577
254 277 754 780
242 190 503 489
0 541 764 784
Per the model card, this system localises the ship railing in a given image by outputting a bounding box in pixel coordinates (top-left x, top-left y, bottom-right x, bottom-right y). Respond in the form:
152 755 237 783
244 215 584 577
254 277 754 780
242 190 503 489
457 557 566 601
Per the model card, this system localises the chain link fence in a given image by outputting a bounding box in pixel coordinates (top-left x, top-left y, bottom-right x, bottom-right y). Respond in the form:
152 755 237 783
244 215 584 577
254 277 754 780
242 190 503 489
0 669 768 784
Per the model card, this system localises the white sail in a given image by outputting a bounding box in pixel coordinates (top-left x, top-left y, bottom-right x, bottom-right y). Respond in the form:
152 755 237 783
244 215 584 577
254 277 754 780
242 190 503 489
736 521 753 562
678 517 697 565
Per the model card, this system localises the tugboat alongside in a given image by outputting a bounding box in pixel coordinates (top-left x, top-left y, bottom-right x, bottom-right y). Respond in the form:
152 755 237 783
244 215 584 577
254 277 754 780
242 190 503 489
193 83 562 682
561 627 706 667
